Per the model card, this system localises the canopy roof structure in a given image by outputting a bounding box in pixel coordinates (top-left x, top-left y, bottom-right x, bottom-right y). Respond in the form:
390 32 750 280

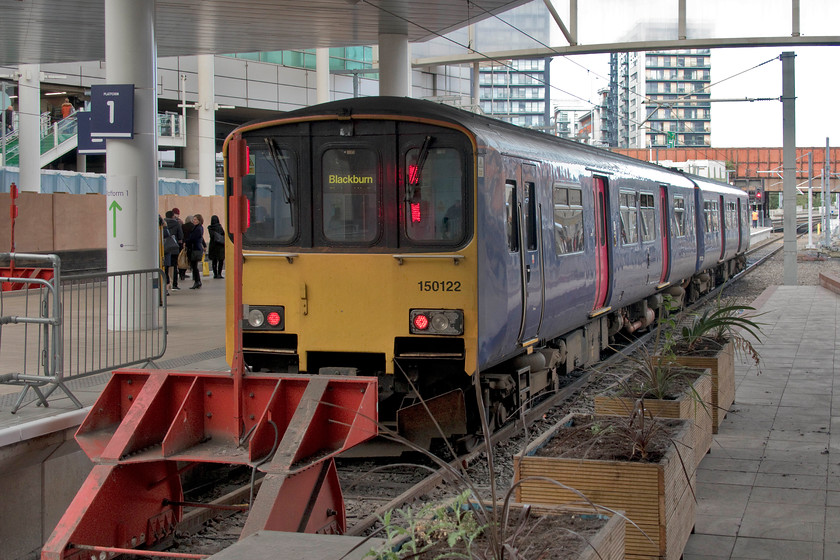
1 0 838 67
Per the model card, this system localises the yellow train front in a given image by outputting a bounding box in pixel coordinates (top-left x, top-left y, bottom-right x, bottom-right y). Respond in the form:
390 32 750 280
224 98 480 447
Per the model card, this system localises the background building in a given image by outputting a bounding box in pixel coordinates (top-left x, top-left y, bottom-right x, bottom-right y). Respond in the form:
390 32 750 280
607 49 711 149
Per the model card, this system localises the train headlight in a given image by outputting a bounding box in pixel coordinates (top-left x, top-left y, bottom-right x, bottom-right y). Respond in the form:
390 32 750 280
243 306 285 330
248 309 265 328
409 309 463 336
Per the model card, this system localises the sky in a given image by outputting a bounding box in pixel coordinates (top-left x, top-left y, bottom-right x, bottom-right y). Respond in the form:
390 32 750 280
550 46 840 149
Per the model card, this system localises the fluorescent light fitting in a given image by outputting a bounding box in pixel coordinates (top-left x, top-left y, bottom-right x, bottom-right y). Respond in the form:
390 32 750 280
45 91 67 96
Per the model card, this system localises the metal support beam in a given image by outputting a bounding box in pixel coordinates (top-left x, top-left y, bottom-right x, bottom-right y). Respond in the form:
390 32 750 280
678 0 687 40
781 51 797 285
792 0 801 37
543 0 577 46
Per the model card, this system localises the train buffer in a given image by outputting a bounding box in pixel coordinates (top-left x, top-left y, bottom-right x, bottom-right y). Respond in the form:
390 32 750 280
41 370 378 560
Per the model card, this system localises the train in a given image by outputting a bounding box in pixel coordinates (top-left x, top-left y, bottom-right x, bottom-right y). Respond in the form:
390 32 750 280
222 96 748 448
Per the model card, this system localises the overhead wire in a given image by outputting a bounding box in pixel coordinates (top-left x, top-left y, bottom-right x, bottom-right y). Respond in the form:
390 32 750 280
362 0 782 134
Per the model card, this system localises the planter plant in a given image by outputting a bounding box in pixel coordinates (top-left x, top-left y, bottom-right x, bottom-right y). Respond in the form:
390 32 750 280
593 363 713 470
366 492 625 560
671 297 764 431
514 408 696 560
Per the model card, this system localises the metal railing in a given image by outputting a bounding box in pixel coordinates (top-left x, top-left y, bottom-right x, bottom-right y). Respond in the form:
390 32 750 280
0 253 168 413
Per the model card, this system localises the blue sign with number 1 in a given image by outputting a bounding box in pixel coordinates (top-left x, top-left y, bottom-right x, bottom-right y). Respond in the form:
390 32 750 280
90 84 134 139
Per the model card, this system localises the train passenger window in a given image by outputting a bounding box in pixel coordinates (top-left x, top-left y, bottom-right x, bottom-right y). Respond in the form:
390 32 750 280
726 201 736 230
505 181 519 252
244 146 298 244
619 191 638 245
552 182 584 255
673 196 686 237
404 147 464 242
639 193 656 243
703 199 720 233
322 148 379 243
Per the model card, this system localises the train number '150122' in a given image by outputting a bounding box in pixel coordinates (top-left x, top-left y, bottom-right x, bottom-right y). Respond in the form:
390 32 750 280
418 280 461 292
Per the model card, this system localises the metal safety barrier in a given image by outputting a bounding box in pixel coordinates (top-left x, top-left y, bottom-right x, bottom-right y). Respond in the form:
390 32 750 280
0 253 167 413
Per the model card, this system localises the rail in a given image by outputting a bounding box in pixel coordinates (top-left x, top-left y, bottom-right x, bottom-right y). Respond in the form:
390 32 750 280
0 253 167 413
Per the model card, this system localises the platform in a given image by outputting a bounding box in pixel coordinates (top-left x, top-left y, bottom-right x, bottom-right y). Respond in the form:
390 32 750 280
685 284 840 560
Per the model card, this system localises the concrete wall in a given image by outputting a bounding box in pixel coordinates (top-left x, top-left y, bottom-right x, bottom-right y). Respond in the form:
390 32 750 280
0 429 90 560
0 192 224 253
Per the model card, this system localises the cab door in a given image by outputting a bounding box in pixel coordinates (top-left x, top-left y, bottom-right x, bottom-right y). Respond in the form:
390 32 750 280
505 158 544 345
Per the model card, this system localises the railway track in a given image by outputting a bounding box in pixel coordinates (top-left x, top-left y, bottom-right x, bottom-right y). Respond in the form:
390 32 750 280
166 234 786 556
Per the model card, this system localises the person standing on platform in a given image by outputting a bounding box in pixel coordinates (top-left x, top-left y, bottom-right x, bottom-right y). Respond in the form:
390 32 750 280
4 104 13 134
61 98 74 119
164 210 183 290
186 214 206 289
207 215 226 279
180 213 194 282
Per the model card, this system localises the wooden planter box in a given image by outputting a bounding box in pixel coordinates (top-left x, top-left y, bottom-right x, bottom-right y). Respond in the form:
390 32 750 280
673 340 734 433
593 370 713 470
483 503 626 560
514 414 696 560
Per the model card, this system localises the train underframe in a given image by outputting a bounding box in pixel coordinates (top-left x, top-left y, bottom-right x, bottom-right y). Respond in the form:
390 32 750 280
242 254 748 447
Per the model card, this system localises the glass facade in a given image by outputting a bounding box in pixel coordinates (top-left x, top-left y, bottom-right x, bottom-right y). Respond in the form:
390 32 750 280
227 47 374 72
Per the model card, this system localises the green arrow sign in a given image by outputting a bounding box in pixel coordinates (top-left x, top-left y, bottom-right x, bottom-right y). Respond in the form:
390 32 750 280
109 200 123 238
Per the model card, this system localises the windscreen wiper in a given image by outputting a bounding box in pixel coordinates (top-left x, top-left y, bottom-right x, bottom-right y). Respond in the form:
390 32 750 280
265 138 295 226
408 135 434 186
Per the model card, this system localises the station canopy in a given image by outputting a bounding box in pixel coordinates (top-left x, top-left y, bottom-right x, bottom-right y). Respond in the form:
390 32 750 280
1 0 838 67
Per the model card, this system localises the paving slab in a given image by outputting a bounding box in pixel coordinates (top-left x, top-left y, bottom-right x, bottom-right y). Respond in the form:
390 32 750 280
686 285 839 559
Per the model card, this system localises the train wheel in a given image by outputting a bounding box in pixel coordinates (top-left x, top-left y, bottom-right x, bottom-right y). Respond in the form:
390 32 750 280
489 401 508 431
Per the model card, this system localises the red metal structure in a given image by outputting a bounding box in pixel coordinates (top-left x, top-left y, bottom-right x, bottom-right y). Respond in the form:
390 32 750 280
41 140 379 559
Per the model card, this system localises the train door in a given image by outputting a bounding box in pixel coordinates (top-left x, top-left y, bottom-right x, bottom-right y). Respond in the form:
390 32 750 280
504 158 543 345
520 163 543 343
659 185 671 284
592 176 611 311
736 198 744 252
719 194 726 262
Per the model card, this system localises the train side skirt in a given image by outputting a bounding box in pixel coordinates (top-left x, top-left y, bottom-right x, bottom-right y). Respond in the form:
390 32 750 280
41 369 378 560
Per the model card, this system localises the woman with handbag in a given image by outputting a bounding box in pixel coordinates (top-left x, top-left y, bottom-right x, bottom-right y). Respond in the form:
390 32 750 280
186 214 206 289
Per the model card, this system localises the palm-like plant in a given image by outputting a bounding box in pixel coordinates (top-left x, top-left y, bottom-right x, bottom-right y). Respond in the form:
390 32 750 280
676 297 764 368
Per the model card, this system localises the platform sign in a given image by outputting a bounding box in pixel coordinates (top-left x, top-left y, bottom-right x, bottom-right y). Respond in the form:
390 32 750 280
106 176 138 251
91 84 134 138
76 112 106 154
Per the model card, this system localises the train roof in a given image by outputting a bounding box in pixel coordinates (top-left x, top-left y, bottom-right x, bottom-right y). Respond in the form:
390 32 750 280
239 96 743 194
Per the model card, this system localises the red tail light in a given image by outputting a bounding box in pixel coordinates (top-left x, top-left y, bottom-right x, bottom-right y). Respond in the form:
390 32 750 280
412 313 430 331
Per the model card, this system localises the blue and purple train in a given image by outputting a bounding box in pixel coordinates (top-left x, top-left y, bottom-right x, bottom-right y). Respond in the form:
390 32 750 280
223 96 748 445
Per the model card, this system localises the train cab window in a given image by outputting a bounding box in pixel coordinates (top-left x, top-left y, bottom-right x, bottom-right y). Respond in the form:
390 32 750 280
322 148 379 243
639 192 656 243
552 182 584 255
619 191 638 245
404 147 464 242
703 199 720 233
243 145 298 244
505 181 519 252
